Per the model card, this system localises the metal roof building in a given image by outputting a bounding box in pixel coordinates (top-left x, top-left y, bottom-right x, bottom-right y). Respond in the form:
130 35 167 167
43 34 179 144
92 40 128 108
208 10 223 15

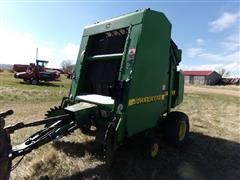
182 70 222 85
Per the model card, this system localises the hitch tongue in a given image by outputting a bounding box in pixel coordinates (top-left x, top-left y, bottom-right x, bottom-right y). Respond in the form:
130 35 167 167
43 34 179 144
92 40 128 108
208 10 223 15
0 110 12 180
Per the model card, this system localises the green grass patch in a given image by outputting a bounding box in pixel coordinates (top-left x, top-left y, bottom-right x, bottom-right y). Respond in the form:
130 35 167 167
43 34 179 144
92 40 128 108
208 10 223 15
0 72 71 103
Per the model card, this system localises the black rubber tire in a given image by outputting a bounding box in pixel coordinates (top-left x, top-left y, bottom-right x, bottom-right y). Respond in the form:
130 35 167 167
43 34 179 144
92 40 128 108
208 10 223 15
147 138 160 158
103 122 116 167
80 121 94 135
164 111 189 147
31 79 38 85
0 132 12 180
0 159 11 180
23 79 30 83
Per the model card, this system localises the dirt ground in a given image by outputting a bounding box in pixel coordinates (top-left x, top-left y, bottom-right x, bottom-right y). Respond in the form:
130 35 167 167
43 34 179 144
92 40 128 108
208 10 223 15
1 83 240 180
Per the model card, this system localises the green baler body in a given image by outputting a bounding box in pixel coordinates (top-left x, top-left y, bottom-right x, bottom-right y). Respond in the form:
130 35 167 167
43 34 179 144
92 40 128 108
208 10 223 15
68 9 184 143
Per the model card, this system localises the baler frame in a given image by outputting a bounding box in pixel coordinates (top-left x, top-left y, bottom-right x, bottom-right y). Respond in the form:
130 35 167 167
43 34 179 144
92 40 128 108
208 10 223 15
0 9 190 179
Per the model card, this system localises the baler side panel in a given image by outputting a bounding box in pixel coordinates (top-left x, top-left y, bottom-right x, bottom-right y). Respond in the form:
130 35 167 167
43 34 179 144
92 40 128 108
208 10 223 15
171 71 184 107
119 24 143 81
125 10 172 136
83 10 144 36
116 24 143 143
70 36 89 100
69 11 145 101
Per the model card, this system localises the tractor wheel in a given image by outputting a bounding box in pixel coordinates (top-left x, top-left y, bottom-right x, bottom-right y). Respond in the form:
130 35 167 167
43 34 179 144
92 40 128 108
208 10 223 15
164 111 189 146
0 132 12 180
31 79 38 85
103 122 116 167
0 154 11 180
23 79 30 83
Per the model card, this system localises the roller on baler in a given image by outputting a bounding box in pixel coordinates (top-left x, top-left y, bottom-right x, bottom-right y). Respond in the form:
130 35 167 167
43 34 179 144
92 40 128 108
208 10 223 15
0 9 189 179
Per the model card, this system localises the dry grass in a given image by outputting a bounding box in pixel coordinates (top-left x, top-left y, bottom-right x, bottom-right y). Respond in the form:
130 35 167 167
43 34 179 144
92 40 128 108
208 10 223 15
1 72 240 179
176 93 240 142
185 85 240 97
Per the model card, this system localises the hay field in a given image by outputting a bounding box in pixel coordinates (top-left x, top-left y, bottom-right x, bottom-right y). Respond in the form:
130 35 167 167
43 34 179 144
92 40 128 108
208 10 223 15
0 71 240 180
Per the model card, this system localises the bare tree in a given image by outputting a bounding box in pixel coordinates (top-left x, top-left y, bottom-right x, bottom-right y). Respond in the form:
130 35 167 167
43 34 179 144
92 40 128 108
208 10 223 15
217 68 230 77
61 60 74 73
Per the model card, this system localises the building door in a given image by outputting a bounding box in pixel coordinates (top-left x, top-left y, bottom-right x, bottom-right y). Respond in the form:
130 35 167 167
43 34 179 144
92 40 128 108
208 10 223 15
190 76 194 84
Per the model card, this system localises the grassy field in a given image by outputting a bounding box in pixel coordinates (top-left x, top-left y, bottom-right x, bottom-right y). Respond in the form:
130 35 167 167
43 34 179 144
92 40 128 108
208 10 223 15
0 71 240 180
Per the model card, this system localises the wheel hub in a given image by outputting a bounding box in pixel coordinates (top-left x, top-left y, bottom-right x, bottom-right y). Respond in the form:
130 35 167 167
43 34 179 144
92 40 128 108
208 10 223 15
178 121 186 141
151 143 159 157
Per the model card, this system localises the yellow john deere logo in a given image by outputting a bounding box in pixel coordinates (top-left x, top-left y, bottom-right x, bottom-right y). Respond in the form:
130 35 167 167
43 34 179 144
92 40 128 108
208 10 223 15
128 91 176 106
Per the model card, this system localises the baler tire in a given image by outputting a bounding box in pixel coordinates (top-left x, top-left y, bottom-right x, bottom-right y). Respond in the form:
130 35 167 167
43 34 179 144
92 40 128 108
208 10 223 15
80 122 93 135
164 111 189 147
80 126 91 134
103 122 116 167
148 138 160 158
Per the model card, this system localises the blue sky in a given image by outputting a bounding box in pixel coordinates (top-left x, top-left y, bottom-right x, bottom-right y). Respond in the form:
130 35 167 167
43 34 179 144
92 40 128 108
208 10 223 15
0 1 239 76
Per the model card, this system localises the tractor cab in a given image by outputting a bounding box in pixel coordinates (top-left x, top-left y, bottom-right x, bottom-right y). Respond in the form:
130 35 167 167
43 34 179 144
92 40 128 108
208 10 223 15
36 60 48 72
36 60 48 68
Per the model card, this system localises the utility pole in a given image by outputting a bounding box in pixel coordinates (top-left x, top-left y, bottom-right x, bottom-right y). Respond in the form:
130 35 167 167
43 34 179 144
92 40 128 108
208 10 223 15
36 48 38 60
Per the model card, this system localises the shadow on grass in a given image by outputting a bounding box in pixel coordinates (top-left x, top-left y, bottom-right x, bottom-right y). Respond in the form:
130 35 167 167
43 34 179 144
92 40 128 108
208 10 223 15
52 140 103 159
55 132 240 180
19 81 62 87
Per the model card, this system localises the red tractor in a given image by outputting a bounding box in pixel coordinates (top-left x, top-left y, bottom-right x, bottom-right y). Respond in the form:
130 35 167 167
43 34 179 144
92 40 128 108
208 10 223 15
14 60 60 85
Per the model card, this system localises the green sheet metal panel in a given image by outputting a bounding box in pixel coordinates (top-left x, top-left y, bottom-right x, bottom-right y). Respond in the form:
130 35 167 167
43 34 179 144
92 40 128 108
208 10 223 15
171 71 184 107
125 10 172 136
68 9 183 140
70 10 145 100
83 9 145 36
70 36 89 99
64 102 97 112
65 102 97 123
115 23 143 143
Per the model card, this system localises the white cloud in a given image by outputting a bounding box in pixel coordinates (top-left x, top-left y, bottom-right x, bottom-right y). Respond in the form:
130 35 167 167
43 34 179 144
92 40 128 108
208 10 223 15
185 47 240 76
203 51 239 63
63 43 79 61
184 12 240 76
181 61 240 77
45 41 57 46
0 25 79 68
220 31 240 51
187 48 204 57
196 38 205 45
209 12 240 32
187 47 239 62
198 63 223 70
182 63 223 71
198 62 239 73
